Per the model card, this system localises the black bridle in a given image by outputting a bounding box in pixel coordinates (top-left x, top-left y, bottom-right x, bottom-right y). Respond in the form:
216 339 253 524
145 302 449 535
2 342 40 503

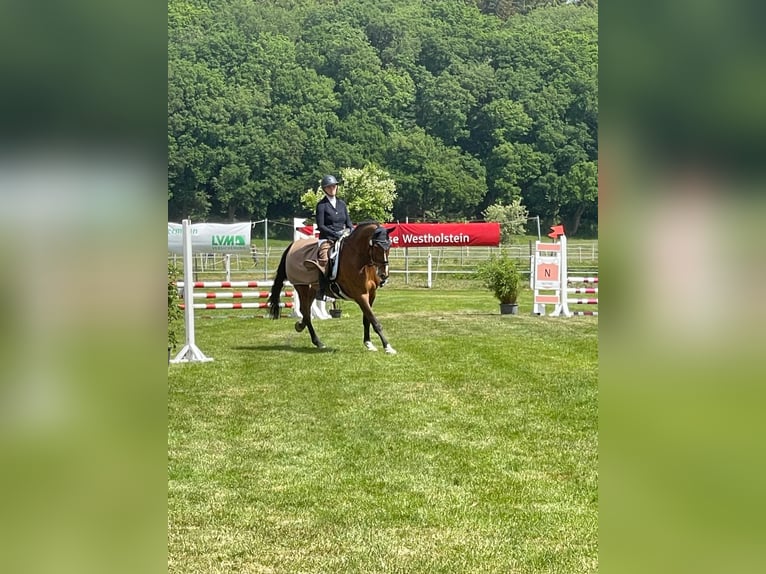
368 228 391 284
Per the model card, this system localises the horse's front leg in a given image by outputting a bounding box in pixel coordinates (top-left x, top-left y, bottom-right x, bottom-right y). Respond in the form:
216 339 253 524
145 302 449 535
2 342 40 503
357 295 396 354
362 315 376 351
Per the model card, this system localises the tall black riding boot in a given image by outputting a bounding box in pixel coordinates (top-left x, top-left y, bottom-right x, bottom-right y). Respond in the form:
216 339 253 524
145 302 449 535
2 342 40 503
316 240 331 301
316 271 330 301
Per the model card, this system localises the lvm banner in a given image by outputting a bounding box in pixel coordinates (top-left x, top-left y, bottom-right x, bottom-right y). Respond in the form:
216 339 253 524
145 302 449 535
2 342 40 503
167 222 252 254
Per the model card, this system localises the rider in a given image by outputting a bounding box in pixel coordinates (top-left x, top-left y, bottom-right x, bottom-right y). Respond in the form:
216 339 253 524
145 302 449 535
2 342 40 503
315 174 353 300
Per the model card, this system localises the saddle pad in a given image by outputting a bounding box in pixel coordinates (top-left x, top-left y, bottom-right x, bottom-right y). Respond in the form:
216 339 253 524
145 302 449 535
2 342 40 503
286 238 322 285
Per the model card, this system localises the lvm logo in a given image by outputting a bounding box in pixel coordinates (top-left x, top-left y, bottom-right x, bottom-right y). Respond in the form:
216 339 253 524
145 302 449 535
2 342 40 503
212 235 247 247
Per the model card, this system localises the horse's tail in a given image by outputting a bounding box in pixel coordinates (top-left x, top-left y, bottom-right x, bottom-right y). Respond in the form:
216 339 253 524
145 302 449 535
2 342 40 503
269 243 291 319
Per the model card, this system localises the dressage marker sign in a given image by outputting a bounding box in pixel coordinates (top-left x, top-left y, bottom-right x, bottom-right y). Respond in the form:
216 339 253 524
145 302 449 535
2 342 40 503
531 226 599 317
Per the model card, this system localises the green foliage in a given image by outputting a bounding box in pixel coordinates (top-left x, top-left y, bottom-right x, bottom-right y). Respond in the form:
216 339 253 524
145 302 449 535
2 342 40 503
167 263 183 351
300 164 397 223
299 186 324 216
483 198 530 243
558 159 598 235
167 0 597 233
340 164 397 222
476 254 522 303
385 127 487 220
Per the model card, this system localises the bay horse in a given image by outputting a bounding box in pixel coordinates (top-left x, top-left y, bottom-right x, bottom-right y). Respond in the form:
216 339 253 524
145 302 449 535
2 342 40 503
268 221 397 354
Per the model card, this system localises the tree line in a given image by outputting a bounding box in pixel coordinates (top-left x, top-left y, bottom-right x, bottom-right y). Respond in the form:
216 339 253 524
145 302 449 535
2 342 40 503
168 0 597 236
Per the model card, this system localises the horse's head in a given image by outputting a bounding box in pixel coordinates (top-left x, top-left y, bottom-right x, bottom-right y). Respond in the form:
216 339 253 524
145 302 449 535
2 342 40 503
368 225 392 285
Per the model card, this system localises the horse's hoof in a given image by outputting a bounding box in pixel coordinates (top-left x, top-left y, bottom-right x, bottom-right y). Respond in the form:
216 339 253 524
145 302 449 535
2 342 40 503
384 345 397 355
294 321 305 333
364 341 378 352
315 341 326 349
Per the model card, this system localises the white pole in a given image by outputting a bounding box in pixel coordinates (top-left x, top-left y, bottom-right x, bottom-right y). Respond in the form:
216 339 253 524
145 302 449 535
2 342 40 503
404 217 409 285
224 254 231 282
550 234 570 317
170 219 213 363
427 252 432 288
264 218 269 279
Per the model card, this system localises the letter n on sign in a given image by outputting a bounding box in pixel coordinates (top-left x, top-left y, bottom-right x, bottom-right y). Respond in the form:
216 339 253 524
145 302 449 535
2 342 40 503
535 259 560 289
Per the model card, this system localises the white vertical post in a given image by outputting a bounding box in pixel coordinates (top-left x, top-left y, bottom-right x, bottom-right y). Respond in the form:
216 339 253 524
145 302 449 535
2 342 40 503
264 218 269 280
404 246 409 284
427 252 432 288
550 234 571 317
170 219 213 363
404 217 409 285
224 253 231 282
531 245 544 315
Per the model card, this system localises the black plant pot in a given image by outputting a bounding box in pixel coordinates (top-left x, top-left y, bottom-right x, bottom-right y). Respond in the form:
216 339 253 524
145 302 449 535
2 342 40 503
499 303 519 315
329 309 342 318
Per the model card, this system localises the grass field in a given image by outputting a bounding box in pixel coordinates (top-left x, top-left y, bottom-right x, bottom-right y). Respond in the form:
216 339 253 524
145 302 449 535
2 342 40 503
168 286 598 573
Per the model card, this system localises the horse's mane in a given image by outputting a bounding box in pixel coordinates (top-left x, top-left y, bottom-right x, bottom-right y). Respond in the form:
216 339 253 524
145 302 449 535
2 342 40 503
350 221 380 236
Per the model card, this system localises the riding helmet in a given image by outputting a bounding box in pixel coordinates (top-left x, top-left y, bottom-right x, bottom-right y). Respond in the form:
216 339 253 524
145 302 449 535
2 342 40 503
320 174 339 188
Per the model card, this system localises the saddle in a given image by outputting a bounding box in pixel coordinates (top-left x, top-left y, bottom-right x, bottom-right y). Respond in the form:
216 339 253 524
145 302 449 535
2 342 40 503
288 235 346 285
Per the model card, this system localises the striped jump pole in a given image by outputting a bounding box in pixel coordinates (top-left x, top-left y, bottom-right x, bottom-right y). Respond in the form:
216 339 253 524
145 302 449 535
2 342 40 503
180 302 293 310
175 278 332 322
175 280 296 313
177 280 287 289
191 291 292 299
567 288 598 294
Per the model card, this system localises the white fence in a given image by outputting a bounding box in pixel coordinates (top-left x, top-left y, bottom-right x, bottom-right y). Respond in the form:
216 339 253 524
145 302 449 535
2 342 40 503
168 243 597 286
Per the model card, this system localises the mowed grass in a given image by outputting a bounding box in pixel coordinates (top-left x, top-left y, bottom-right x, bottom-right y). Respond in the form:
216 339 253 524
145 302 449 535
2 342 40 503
168 287 597 573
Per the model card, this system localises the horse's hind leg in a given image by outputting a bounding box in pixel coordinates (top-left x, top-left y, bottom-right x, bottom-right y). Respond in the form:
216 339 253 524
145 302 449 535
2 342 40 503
296 285 324 348
305 319 324 349
294 285 308 332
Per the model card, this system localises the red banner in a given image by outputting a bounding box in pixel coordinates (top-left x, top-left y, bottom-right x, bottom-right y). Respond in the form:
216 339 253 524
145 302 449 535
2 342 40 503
385 222 500 248
295 222 500 247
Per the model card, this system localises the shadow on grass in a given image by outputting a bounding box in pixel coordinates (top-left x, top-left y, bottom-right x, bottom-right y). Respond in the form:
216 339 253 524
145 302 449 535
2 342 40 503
232 344 336 354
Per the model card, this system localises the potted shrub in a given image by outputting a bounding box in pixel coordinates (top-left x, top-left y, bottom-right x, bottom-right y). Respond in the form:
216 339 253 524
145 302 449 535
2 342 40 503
477 255 521 315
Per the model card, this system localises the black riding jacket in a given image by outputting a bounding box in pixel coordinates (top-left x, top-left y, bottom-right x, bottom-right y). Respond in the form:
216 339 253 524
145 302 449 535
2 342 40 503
316 195 353 240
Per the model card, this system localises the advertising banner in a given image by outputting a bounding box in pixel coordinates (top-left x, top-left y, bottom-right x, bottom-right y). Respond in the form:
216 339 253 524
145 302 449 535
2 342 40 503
168 222 252 254
294 222 500 247
385 222 500 248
